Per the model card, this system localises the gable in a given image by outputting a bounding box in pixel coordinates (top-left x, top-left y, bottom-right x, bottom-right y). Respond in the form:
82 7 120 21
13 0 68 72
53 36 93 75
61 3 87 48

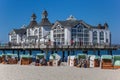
52 22 64 30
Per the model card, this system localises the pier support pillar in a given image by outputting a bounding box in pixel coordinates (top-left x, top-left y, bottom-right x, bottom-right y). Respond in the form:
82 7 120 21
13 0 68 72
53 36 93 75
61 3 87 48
83 50 88 55
72 50 75 55
2 50 5 54
108 50 112 55
17 50 20 60
110 50 112 55
98 50 100 56
23 50 25 54
12 50 15 54
41 50 44 53
68 50 70 56
62 50 65 62
51 50 54 54
29 50 32 55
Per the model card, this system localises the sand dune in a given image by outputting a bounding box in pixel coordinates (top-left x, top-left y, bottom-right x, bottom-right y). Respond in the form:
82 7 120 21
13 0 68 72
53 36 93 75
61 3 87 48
0 64 120 80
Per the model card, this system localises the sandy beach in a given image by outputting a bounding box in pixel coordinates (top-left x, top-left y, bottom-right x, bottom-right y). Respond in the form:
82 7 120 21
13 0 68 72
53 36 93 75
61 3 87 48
0 64 120 80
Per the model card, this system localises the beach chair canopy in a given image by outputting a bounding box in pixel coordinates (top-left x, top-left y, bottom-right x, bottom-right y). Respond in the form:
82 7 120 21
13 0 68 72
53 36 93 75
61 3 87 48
77 54 86 59
88 55 100 60
36 53 45 59
50 53 61 60
113 55 120 66
20 54 32 58
68 55 77 60
0 53 6 57
6 53 18 57
95 55 100 59
0 54 3 57
101 55 112 60
113 55 120 60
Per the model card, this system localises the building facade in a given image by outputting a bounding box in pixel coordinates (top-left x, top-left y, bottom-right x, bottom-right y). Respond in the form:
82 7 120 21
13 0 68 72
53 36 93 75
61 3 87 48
9 27 26 45
9 11 111 46
9 10 52 46
50 15 111 46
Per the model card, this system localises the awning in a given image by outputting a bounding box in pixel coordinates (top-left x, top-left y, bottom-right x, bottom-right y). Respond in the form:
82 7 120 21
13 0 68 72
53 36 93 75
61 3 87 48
20 54 32 58
36 53 45 59
50 53 61 60
101 55 112 59
77 54 86 59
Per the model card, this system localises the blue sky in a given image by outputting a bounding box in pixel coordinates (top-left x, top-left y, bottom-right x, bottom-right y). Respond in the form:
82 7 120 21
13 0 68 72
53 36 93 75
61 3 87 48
0 0 120 44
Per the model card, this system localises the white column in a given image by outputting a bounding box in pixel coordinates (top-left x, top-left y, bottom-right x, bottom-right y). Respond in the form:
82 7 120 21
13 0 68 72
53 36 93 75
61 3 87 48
50 30 54 45
97 31 100 44
64 28 67 45
104 31 106 43
89 31 93 45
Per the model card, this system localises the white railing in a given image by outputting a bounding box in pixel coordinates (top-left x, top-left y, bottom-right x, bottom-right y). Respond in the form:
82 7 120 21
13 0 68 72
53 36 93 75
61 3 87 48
0 43 119 49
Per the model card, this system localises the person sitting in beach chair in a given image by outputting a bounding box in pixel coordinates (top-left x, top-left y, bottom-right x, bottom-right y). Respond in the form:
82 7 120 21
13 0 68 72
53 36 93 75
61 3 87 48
6 54 18 64
35 56 40 66
83 60 87 68
74 58 78 66
40 57 47 66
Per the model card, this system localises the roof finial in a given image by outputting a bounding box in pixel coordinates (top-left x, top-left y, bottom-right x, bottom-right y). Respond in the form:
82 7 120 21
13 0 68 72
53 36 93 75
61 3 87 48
42 10 48 19
66 15 77 21
31 13 36 21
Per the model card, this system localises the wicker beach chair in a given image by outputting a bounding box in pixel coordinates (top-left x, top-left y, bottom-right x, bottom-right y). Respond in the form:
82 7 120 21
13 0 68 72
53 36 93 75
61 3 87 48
113 55 120 69
101 55 113 69
89 55 100 68
35 53 47 66
49 53 61 66
20 54 32 65
6 53 18 64
67 55 77 66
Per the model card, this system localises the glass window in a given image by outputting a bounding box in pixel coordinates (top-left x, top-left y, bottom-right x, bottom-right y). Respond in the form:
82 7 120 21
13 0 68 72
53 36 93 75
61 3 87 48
93 31 97 44
100 31 104 40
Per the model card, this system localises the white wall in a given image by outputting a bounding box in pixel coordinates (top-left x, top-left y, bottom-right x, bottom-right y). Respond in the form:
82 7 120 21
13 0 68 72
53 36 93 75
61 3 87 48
89 30 93 45
9 35 11 42
50 30 54 45
92 29 111 45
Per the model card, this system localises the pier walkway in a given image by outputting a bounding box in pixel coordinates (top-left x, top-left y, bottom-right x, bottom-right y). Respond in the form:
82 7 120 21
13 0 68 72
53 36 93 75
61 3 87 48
0 44 118 51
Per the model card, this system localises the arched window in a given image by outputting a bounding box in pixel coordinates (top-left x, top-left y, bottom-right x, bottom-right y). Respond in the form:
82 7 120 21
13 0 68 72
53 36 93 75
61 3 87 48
84 29 89 45
100 31 104 40
78 25 83 32
99 31 104 44
93 31 97 44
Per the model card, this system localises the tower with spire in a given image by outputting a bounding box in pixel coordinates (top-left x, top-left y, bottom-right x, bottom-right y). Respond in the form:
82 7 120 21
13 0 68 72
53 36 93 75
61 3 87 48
40 10 52 26
31 13 37 21
42 10 48 19
39 10 52 44
28 13 38 28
